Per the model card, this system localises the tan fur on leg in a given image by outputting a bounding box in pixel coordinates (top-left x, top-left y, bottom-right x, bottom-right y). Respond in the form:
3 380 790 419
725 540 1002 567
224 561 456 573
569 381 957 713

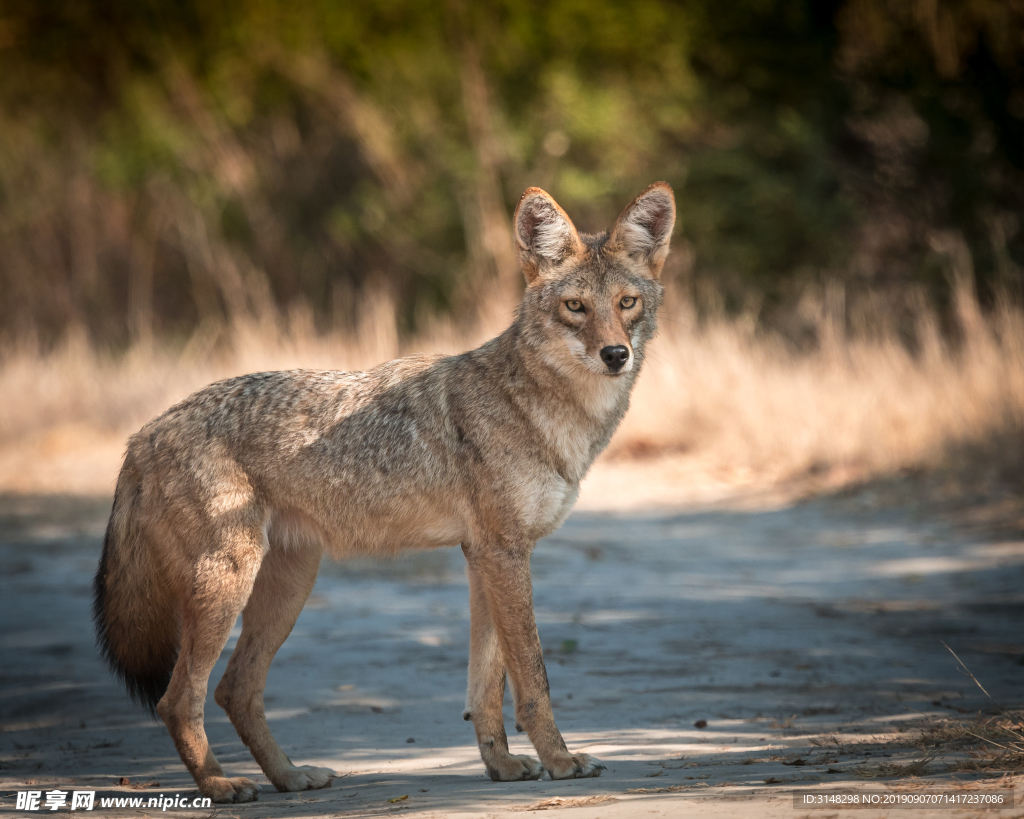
464 542 603 780
463 551 543 781
214 544 335 793
156 526 265 804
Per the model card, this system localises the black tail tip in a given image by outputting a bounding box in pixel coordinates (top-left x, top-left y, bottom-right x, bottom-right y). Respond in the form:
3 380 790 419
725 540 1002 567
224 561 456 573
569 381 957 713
93 539 172 719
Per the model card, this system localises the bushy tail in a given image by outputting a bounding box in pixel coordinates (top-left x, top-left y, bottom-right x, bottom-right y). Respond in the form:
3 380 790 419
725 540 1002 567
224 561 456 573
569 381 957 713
93 469 179 717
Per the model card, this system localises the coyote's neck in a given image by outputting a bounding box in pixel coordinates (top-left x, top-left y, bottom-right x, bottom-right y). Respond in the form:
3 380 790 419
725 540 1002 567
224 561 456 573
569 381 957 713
472 323 634 482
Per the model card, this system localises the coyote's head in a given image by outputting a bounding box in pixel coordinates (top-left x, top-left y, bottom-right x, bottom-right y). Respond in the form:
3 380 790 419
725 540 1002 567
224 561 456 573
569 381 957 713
512 182 674 382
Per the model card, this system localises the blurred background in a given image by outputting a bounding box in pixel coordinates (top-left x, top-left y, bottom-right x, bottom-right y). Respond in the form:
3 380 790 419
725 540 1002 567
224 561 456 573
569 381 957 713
1 0 1023 504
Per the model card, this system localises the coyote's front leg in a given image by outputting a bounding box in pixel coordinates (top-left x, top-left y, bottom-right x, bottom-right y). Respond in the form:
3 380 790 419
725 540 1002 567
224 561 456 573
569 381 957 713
462 548 544 781
462 542 603 780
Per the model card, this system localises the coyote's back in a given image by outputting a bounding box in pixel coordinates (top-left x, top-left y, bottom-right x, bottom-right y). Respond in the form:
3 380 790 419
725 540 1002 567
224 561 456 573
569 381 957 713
93 182 676 803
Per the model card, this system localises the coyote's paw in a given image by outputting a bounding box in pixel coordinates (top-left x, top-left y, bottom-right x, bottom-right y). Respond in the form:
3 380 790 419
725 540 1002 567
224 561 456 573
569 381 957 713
484 752 545 782
200 776 260 803
273 765 336 793
544 753 605 780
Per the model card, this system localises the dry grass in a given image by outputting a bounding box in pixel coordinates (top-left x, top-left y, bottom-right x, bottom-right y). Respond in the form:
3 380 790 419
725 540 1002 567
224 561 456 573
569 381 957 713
2 277 1024 498
616 283 1024 493
849 705 1024 780
854 755 935 779
918 713 1024 775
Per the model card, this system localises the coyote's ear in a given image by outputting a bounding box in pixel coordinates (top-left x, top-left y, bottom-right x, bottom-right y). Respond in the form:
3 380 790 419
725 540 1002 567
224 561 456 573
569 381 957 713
609 182 676 279
513 187 584 285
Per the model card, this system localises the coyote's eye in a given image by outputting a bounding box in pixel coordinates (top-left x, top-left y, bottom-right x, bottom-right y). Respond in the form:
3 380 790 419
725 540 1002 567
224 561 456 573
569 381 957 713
565 299 585 313
620 296 637 309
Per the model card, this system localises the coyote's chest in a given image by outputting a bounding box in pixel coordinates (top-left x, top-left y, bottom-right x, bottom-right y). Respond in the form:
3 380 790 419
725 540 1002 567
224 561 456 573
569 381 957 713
507 379 627 538
515 470 580 540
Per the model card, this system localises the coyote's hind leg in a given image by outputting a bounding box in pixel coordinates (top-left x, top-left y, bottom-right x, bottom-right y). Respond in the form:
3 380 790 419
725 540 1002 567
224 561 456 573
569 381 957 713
215 543 335 793
156 525 265 804
462 547 544 782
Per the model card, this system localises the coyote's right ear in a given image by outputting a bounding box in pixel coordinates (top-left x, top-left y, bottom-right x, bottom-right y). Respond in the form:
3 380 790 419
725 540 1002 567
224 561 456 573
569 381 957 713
513 188 584 285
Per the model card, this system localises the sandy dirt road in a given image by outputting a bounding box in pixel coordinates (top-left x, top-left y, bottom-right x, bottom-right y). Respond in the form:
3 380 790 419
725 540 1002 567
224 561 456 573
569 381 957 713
1 488 1022 817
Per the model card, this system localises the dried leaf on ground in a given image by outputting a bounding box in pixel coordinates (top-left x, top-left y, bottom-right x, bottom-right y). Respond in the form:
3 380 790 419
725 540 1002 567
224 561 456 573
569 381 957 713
511 795 617 811
627 783 708 794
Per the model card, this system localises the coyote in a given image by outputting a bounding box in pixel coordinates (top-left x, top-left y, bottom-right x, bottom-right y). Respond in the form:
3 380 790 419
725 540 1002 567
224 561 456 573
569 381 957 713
93 182 675 803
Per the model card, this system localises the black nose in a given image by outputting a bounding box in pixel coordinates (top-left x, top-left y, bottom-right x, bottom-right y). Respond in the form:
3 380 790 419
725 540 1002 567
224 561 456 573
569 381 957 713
600 345 630 372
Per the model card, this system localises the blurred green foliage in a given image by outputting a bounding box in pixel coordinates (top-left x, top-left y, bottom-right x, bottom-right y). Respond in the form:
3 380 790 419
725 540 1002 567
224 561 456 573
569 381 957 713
0 0 1022 345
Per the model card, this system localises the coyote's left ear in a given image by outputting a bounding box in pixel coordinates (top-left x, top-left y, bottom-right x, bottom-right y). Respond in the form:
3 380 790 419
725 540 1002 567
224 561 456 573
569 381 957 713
609 182 676 279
